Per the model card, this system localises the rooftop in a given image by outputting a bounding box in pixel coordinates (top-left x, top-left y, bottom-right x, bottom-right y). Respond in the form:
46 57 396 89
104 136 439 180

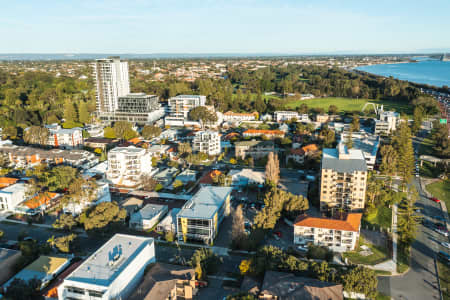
243 129 285 135
234 140 274 147
199 170 222 185
109 146 146 154
322 147 367 173
0 182 26 194
294 213 362 232
178 186 232 220
131 204 168 221
0 177 19 189
65 234 154 287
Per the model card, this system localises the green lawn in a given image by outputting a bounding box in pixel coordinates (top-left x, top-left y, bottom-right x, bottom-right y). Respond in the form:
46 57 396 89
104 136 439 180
285 97 412 116
364 206 392 230
343 237 390 265
438 261 450 300
426 180 450 217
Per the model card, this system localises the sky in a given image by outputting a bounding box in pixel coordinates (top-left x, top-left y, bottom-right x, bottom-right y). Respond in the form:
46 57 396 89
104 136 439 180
1 0 450 54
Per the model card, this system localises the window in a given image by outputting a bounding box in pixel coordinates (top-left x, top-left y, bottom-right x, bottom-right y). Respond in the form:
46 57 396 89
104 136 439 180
67 286 85 294
88 290 104 298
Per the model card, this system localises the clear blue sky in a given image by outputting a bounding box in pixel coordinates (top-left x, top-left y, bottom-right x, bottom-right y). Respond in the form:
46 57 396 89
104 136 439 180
1 0 449 54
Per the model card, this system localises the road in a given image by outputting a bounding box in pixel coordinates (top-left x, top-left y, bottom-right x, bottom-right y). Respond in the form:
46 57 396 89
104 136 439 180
377 138 448 300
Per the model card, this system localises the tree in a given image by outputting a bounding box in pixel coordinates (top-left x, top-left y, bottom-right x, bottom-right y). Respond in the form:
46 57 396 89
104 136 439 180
341 266 378 299
78 101 90 124
328 105 338 114
4 278 44 300
311 261 330 281
431 123 450 158
104 126 116 139
239 259 252 275
23 126 49 145
188 248 221 280
379 145 398 175
113 121 136 140
63 99 77 123
397 192 420 247
232 205 245 249
351 114 360 131
265 152 280 185
345 128 353 149
172 179 183 190
79 202 127 232
188 106 218 126
140 174 159 191
53 234 77 253
411 106 424 135
52 213 77 230
393 121 415 183
178 142 192 155
319 125 335 147
141 125 162 139
164 230 175 242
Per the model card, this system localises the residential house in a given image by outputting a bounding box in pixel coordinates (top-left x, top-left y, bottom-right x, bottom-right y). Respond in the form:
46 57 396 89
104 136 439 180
223 111 258 122
234 140 275 160
129 204 168 231
228 169 265 188
84 137 117 151
293 213 362 252
260 271 343 300
242 129 285 139
154 167 179 187
198 170 222 186
63 180 111 216
0 183 26 212
128 263 196 300
286 144 319 165
175 169 197 184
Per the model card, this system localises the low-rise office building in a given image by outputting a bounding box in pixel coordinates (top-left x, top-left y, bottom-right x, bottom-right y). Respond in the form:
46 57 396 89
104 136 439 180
293 213 362 252
192 130 221 156
177 186 232 244
57 234 156 300
106 146 152 187
274 111 299 122
235 140 275 160
129 204 168 231
223 111 258 122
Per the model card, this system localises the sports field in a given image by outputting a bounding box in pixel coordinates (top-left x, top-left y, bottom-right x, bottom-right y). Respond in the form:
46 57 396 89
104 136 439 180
285 97 412 116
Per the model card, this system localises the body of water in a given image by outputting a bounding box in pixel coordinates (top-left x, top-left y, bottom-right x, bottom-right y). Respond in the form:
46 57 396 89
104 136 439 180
356 59 450 88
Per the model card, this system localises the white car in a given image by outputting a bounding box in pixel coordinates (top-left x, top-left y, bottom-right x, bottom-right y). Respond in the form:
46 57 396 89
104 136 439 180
435 228 449 237
441 242 450 249
297 245 308 252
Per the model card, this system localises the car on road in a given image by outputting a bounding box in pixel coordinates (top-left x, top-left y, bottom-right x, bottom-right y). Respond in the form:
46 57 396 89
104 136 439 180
297 245 308 252
434 222 446 230
441 242 450 249
422 219 434 228
273 231 282 238
435 228 449 237
430 197 441 203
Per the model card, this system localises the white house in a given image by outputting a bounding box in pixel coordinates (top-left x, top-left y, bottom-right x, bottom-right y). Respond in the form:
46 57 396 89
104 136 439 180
57 234 156 300
228 169 265 188
129 204 168 231
0 183 26 212
293 213 362 252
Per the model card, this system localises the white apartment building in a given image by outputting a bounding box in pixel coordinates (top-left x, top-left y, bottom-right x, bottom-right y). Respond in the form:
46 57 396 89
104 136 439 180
0 183 27 212
165 95 206 126
274 111 299 122
45 124 83 149
57 234 156 300
320 143 368 212
192 131 221 156
374 111 400 135
293 213 362 252
106 146 152 187
93 57 130 113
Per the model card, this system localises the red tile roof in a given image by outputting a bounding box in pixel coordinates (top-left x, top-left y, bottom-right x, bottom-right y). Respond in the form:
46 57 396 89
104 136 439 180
0 177 18 189
294 213 362 232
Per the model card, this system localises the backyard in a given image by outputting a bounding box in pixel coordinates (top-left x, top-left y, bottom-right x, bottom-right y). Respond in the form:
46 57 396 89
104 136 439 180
285 97 413 116
343 236 390 265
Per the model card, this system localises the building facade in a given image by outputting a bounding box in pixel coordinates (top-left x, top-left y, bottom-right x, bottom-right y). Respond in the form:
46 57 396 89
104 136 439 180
234 140 275 160
93 57 130 113
319 143 368 212
274 111 299 122
293 213 362 252
242 129 285 139
106 146 152 187
165 95 206 126
223 111 258 122
177 186 232 244
192 131 221 156
129 204 168 231
57 234 156 300
374 111 400 135
46 125 83 149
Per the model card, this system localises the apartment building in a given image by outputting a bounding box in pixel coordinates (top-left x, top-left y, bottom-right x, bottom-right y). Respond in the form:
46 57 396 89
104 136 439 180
58 234 156 300
319 143 368 212
223 111 258 122
165 95 206 126
274 111 299 122
106 146 152 187
0 183 26 212
177 186 232 244
339 132 380 170
45 124 83 149
293 213 362 252
374 111 400 135
192 130 221 156
93 57 130 113
234 140 275 160
0 144 98 169
242 129 285 139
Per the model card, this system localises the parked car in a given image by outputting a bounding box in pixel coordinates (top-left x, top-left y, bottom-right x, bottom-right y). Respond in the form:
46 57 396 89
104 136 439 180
441 242 450 249
438 251 450 264
273 231 282 238
435 228 449 237
430 197 441 203
433 215 446 222
297 245 308 252
434 222 446 230
422 219 434 228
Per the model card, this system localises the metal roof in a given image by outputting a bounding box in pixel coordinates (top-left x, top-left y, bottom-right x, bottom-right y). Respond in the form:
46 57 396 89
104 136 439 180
322 148 367 173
